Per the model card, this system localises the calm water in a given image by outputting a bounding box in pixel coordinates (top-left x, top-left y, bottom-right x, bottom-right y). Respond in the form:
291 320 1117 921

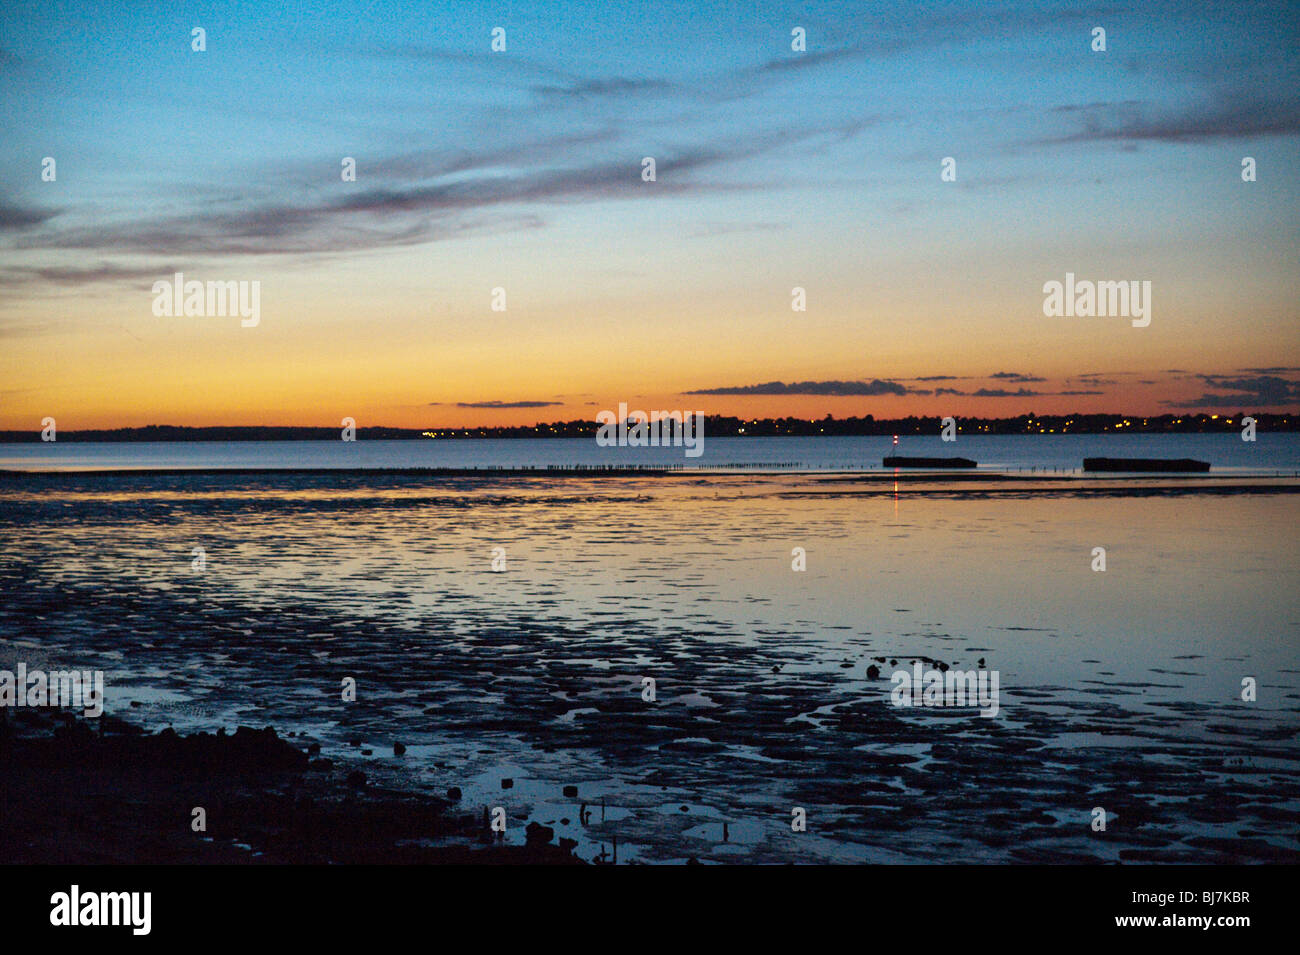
2 469 1297 863
2 433 1298 473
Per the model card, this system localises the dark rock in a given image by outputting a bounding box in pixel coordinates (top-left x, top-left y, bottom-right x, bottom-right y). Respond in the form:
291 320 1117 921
446 787 461 801
525 821 554 846
346 770 366 788
501 778 514 789
393 742 406 756
562 784 578 797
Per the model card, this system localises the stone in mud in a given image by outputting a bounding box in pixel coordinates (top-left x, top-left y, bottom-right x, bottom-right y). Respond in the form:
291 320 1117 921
346 770 366 788
501 778 514 789
563 784 578 797
446 787 462 801
394 742 406 756
525 821 554 846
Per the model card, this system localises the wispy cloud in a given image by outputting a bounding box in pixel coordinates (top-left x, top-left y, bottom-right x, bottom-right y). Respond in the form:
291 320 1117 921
2 122 862 286
1038 92 1300 145
531 77 676 99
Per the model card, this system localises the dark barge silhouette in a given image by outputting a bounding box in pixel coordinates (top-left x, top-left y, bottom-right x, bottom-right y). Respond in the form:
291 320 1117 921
1083 457 1210 473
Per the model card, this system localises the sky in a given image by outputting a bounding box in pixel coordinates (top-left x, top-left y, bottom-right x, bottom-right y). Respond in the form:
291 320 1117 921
1 0 1298 430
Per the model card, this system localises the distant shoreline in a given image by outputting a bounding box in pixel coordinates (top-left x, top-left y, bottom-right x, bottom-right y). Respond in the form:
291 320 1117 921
1 411 1294 443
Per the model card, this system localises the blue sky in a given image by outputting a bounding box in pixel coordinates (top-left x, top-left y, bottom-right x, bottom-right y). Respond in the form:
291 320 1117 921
1 0 1297 427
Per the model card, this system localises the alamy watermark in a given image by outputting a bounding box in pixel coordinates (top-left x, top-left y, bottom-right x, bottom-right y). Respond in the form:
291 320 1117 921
50 885 151 935
1042 272 1150 327
890 663 999 718
151 272 260 327
0 663 104 718
596 403 704 458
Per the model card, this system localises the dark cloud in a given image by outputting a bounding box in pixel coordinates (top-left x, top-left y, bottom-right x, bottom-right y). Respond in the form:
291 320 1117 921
1052 100 1143 114
1173 374 1300 407
757 47 865 73
989 371 1045 382
685 379 910 397
972 388 1043 398
447 400 562 409
0 262 177 289
532 77 675 99
1072 375 1119 385
0 202 59 230
5 125 856 268
1039 91 1300 145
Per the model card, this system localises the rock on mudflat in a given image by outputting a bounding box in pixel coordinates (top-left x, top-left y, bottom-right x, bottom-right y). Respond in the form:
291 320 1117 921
525 821 555 846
